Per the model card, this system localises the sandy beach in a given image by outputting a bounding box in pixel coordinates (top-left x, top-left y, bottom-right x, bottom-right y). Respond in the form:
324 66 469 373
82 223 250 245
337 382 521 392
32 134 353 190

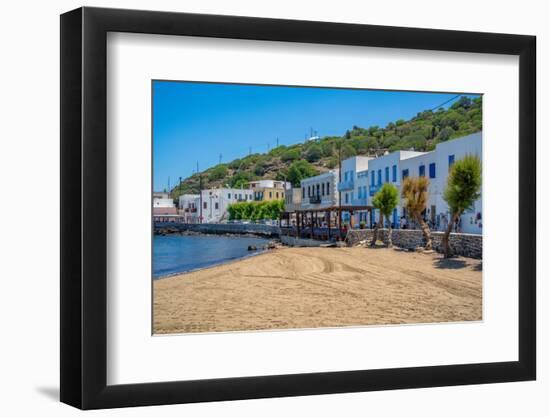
153 246 482 334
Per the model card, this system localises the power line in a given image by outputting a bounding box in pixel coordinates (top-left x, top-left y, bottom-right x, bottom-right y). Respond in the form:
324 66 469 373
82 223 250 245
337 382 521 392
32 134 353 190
428 94 461 112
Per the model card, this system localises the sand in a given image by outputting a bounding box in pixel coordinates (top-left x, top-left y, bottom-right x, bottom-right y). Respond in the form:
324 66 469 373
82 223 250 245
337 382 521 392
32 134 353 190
153 246 482 334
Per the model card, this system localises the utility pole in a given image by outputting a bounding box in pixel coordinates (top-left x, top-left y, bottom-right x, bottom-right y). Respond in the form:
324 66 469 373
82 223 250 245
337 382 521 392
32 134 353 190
276 137 279 147
249 146 252 156
168 176 170 193
197 161 203 224
338 142 342 239
219 153 222 164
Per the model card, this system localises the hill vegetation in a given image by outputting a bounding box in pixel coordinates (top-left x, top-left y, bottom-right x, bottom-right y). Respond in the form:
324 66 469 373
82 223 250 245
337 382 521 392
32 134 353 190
169 95 482 198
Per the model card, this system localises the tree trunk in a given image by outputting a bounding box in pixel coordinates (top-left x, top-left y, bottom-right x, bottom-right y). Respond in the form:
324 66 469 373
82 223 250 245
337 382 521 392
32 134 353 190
417 214 433 250
370 214 383 247
442 213 458 258
387 223 393 248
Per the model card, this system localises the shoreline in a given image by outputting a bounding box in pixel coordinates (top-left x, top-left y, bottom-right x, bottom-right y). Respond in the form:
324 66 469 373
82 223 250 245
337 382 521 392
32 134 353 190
154 248 272 280
153 246 482 334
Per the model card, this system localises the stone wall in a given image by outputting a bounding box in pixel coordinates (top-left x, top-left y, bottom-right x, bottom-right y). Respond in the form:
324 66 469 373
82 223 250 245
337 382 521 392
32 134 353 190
154 222 280 237
280 235 325 247
345 228 482 259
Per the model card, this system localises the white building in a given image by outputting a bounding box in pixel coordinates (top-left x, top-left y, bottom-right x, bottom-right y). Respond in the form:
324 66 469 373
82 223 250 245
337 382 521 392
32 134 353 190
362 132 482 234
248 179 291 190
179 187 254 223
153 192 175 208
337 155 372 206
284 187 303 213
290 132 482 234
398 132 482 234
300 170 339 210
178 194 200 223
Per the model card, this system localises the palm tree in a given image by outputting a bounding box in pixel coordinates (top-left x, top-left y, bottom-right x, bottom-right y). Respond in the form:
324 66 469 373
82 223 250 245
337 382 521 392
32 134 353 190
371 183 400 247
442 154 482 258
401 176 433 250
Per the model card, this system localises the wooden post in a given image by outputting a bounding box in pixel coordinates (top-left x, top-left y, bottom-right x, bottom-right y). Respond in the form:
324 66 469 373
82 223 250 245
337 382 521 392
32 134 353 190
338 208 342 240
328 210 331 239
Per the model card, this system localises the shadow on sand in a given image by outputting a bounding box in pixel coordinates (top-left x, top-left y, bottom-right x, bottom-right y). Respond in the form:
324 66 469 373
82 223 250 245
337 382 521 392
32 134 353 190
433 257 470 270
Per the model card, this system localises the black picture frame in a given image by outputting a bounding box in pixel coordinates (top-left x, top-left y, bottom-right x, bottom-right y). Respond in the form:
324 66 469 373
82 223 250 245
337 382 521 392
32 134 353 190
60 6 536 410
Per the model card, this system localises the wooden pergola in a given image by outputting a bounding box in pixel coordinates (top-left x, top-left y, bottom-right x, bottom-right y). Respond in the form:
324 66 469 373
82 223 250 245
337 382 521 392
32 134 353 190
280 204 374 240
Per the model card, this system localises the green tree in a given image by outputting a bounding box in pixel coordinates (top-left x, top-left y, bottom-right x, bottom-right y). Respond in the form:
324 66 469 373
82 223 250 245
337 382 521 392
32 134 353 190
401 176 433 250
253 162 267 176
281 148 301 162
320 141 335 157
371 183 400 247
208 164 228 181
286 160 319 187
442 154 482 257
438 126 455 141
340 143 356 159
326 156 338 169
230 171 252 188
305 144 322 162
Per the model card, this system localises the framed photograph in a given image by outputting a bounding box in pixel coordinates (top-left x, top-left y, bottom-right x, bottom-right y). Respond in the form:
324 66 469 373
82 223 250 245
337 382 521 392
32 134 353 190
60 6 536 409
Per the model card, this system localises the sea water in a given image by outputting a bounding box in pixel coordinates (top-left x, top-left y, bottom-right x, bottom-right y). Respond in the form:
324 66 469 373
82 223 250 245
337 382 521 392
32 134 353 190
153 234 271 278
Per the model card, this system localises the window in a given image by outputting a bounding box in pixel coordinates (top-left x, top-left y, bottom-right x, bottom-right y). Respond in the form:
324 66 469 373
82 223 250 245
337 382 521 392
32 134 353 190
239 193 242 199
344 171 348 182
448 154 455 171
402 169 409 180
429 162 436 178
345 193 349 204
316 184 320 196
371 170 375 186
326 182 330 195
377 169 382 185
228 193 231 199
419 164 425 177
302 188 305 198
215 202 219 210
385 166 390 183
269 191 272 198
203 202 207 209
322 182 325 196
392 165 397 182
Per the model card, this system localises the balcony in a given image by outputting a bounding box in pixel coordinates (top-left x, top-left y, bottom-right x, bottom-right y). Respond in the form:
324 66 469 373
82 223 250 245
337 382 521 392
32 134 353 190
337 179 354 191
309 195 322 204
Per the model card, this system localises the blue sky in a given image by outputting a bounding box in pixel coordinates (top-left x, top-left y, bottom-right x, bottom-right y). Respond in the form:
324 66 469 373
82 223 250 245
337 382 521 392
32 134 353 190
153 81 480 191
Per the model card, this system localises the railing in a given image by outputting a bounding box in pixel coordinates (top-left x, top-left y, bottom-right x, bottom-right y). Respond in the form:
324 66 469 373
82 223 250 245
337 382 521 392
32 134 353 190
309 195 322 204
337 179 354 191
369 184 380 196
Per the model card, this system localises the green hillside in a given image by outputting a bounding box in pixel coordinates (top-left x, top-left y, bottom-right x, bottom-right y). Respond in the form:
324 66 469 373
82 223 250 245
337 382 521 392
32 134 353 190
170 95 482 198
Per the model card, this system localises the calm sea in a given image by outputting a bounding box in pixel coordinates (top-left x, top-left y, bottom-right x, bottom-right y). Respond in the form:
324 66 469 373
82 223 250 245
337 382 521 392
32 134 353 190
153 234 271 279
